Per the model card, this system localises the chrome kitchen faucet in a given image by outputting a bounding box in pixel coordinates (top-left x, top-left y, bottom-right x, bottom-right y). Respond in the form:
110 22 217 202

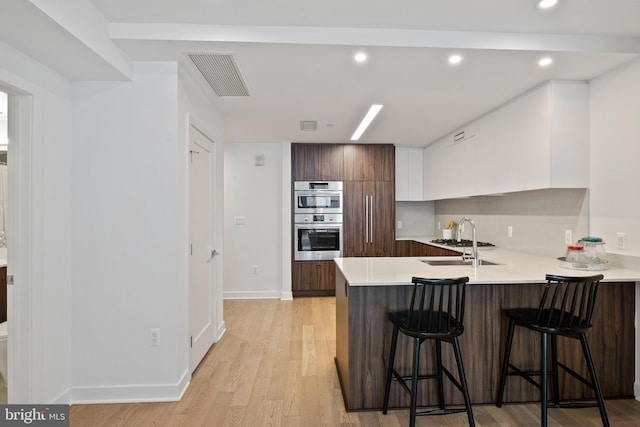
458 217 478 267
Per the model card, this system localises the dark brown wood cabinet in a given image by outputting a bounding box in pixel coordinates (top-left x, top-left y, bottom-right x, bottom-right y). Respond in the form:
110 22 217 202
336 267 636 410
394 240 413 257
395 240 459 257
343 144 394 182
343 181 395 257
342 144 395 258
292 143 344 181
291 261 335 297
291 143 396 294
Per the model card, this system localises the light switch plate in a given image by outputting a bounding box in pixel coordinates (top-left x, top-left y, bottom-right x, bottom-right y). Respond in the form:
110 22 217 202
565 229 572 245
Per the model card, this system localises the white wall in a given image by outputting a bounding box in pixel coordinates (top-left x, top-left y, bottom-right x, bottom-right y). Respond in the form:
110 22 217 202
0 48 225 404
224 142 287 299
589 58 640 257
588 57 640 400
71 63 188 403
35 77 74 406
0 92 6 142
0 40 73 403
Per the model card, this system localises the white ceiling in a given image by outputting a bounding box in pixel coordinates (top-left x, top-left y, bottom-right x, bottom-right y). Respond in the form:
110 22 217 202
3 0 640 147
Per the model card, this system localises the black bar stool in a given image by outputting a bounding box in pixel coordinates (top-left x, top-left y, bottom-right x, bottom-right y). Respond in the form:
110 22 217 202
495 274 609 427
382 276 474 427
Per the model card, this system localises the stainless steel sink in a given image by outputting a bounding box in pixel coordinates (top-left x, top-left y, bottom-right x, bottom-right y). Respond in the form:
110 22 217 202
422 259 501 266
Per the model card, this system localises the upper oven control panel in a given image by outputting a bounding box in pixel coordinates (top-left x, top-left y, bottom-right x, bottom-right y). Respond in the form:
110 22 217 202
294 214 343 224
294 181 343 191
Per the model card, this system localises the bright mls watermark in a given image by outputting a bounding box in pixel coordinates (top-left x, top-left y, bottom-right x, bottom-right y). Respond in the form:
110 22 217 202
1 405 69 426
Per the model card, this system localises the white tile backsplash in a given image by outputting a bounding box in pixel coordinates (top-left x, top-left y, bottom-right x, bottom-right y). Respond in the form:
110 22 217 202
395 201 435 238
434 188 590 256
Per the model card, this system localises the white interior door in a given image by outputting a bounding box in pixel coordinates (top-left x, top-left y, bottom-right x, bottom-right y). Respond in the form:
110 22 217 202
188 124 217 373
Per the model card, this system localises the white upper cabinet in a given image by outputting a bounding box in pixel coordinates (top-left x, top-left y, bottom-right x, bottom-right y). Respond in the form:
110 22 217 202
443 131 474 198
423 80 588 201
494 81 588 193
493 93 524 194
423 137 447 201
423 113 494 200
395 147 424 201
470 114 495 196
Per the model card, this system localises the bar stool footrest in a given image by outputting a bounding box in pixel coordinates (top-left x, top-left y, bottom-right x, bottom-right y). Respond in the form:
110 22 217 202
392 371 441 396
415 407 470 417
552 401 601 409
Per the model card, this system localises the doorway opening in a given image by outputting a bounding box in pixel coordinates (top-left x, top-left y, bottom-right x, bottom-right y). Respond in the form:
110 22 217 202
188 120 218 374
0 90 8 402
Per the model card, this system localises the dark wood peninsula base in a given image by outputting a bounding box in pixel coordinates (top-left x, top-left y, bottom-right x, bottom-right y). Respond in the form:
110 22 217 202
334 267 635 411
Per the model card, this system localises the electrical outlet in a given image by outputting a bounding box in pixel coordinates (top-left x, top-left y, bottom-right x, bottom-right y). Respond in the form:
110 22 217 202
150 328 160 346
397 220 403 229
234 216 246 225
253 265 258 274
507 225 513 238
617 232 626 249
437 222 441 230
564 229 573 245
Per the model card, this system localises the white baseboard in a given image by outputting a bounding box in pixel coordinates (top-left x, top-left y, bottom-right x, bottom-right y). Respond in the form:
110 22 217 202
216 320 226 342
280 290 293 300
71 370 190 405
634 381 640 400
223 290 282 299
51 387 72 404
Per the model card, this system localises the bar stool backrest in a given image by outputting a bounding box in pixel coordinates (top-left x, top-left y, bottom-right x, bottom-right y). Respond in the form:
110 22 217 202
538 274 604 332
405 276 470 335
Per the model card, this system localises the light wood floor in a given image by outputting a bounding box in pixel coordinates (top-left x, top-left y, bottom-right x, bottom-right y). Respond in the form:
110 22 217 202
71 298 640 426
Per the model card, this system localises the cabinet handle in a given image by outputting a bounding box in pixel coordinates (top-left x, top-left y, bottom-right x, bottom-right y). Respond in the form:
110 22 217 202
365 195 369 243
344 280 348 298
369 194 374 244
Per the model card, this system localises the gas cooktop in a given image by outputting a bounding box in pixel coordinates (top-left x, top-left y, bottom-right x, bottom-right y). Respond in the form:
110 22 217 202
431 239 496 248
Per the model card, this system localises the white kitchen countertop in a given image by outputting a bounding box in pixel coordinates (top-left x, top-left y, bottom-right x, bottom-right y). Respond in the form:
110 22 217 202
336 237 640 285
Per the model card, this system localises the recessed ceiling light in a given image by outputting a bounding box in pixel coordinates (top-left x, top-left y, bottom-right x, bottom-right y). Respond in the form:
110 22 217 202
354 52 368 64
351 104 383 141
448 54 463 65
538 57 553 67
537 0 558 10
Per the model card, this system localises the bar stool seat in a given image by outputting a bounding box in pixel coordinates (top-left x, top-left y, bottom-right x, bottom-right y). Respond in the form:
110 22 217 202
495 273 609 427
382 276 475 427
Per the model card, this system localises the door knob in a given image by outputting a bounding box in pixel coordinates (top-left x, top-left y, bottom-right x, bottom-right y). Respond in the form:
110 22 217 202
208 249 220 262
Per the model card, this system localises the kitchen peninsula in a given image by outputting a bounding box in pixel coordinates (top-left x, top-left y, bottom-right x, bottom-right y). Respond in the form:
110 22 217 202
334 247 640 411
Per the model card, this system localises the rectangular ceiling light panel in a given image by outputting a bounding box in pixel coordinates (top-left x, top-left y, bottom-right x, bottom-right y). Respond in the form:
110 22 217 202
351 104 383 141
188 53 250 96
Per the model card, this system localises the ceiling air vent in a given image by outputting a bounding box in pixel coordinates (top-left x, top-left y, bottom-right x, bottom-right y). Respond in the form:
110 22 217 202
187 53 250 96
300 120 317 131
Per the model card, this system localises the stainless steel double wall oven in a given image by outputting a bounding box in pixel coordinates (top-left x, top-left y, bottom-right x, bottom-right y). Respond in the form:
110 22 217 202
293 181 343 261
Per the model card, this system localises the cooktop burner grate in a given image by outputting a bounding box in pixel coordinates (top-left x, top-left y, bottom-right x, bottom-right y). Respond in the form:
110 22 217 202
431 239 496 248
